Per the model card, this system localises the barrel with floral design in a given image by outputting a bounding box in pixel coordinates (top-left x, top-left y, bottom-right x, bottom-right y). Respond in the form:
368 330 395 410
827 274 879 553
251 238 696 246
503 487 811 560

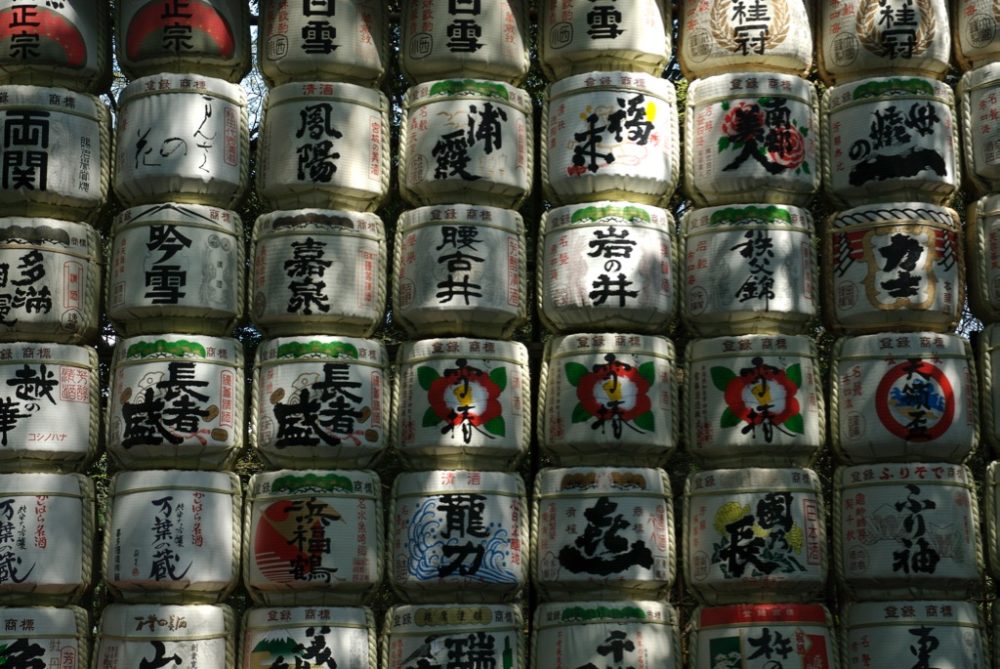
0 606 89 669
243 606 376 669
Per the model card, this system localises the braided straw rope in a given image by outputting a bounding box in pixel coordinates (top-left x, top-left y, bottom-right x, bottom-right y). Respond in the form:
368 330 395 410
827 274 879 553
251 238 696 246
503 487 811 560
70 605 89 669
536 337 553 457
967 197 1000 321
253 93 271 209
962 337 982 462
831 466 850 598
958 68 988 195
987 462 1000 583
374 93 392 212
828 336 846 461
77 224 102 344
966 465 988 594
982 325 998 456
240 472 259 604
682 81 701 205
232 87 250 209
539 89 556 203
221 603 236 669
664 81 682 207
535 210 558 334
819 86 837 205
78 474 95 605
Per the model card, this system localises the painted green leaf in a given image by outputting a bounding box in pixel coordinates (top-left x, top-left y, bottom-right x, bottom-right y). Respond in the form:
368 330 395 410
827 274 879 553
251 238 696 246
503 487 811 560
638 361 656 384
565 362 590 386
572 403 592 423
634 411 655 432
418 366 440 391
721 100 730 111
720 407 742 428
422 407 440 427
785 363 802 388
801 162 810 174
784 413 805 434
717 136 731 152
484 416 506 436
799 126 809 138
711 366 737 391
489 367 507 391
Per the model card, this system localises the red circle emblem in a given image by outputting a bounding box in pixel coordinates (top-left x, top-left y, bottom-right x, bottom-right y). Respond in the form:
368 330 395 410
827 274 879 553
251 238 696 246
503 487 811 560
874 359 954 441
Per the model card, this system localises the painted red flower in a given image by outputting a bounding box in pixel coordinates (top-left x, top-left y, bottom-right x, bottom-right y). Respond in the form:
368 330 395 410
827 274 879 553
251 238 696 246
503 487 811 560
420 359 507 442
714 357 804 442
568 354 655 438
721 102 766 143
765 124 806 169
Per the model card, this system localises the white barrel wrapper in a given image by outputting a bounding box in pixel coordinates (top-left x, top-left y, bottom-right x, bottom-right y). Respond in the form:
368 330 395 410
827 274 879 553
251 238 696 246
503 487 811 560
0 606 88 669
954 0 1000 70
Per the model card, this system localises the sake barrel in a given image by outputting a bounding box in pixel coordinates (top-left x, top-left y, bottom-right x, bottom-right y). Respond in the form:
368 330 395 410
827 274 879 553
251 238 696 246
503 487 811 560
251 210 386 338
824 203 963 333
685 335 824 467
0 473 93 604
116 0 250 82
539 0 671 79
0 342 98 472
955 0 1000 70
958 64 1000 195
533 467 675 601
976 324 1000 455
259 0 387 87
0 0 111 93
834 463 983 599
244 470 382 605
533 601 680 669
538 202 676 334
817 0 951 84
966 195 1000 323
253 337 388 470
108 204 243 336
394 338 530 470
94 603 234 669
678 0 813 78
0 217 100 343
543 72 680 206
690 603 838 669
114 73 248 208
107 335 244 470
401 0 530 84
103 470 241 603
684 73 819 206
843 600 988 669
822 77 959 206
394 205 526 338
0 85 109 221
682 204 818 336
256 81 389 213
539 333 677 466
0 606 88 669
389 470 527 602
382 604 524 669
400 80 532 208
831 333 977 464
243 606 376 669
684 468 826 604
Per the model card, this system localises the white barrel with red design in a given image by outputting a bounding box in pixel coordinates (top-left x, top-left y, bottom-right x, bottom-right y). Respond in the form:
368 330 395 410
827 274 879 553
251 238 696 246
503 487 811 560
108 204 243 337
0 606 89 669
539 333 677 466
243 606 377 669
116 0 250 82
684 72 819 206
543 72 679 206
958 64 1000 195
955 0 1000 70
401 0 529 84
818 0 951 84
539 0 671 79
0 473 93 605
389 470 528 603
252 336 388 470
822 77 959 207
257 81 389 213
243 469 382 605
107 334 244 470
103 470 241 603
259 0 386 87
0 0 111 93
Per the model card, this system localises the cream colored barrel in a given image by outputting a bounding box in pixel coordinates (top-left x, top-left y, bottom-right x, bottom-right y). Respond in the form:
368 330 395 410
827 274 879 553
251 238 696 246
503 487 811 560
400 80 532 208
955 0 1000 70
0 217 100 343
0 606 88 669
539 333 677 466
835 463 983 600
394 338 530 470
959 64 1000 195
824 203 963 333
389 470 527 603
682 204 817 336
533 601 680 669
967 195 1000 322
244 470 382 605
977 324 1000 455
684 468 826 604
822 77 959 206
830 333 976 464
242 606 377 669
259 0 387 87
107 335 244 470
395 205 526 338
401 0 530 83
94 603 234 669
0 342 98 472
690 603 837 668
256 81 389 213
252 337 388 470
843 600 987 668
116 0 250 82
382 604 524 669
538 202 676 334
818 0 951 84
685 335 824 467
114 73 248 208
678 0 813 78
108 204 243 336
533 467 674 601
0 85 109 222
0 473 93 605
543 72 679 206
0 0 111 93
539 0 671 79
103 470 241 603
684 73 819 206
